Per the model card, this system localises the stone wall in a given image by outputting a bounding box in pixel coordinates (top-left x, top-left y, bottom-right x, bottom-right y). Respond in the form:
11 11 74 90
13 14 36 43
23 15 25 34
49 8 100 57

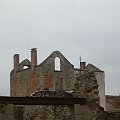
85 64 106 110
24 90 74 120
24 105 73 120
74 70 105 120
10 51 74 97
9 49 110 120
0 104 14 120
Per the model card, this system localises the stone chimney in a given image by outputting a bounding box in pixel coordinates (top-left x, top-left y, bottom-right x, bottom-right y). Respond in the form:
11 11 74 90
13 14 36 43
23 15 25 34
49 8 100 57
80 62 86 70
14 54 19 72
31 48 37 70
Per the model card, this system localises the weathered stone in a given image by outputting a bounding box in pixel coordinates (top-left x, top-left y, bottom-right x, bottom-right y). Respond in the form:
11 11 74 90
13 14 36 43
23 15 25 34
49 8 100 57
7 49 119 120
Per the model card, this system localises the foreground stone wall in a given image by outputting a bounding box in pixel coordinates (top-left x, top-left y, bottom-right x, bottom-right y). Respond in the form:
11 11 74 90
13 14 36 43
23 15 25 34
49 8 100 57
24 105 73 120
0 104 24 120
0 104 14 120
74 70 105 120
85 64 106 110
24 90 74 120
0 103 120 120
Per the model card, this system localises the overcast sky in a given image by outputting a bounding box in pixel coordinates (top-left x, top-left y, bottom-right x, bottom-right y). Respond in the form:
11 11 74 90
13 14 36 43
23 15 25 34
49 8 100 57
0 0 120 96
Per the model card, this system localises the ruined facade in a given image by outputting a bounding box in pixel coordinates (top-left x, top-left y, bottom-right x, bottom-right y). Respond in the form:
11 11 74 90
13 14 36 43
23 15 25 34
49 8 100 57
10 49 75 97
9 48 108 119
10 49 106 110
0 48 119 119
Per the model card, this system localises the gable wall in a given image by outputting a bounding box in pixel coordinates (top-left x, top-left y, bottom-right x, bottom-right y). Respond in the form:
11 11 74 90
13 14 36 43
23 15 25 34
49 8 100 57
11 51 75 96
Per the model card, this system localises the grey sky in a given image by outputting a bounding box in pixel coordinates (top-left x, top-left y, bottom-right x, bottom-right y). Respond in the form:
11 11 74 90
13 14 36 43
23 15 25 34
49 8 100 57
0 0 120 95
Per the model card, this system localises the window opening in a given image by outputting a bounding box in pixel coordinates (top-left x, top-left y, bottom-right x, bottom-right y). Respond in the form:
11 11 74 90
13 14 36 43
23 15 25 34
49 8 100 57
55 57 61 71
23 66 28 69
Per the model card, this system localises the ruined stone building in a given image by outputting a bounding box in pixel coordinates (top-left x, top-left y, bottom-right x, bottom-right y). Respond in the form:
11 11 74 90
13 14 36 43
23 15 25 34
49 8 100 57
9 49 106 119
10 48 105 109
0 48 120 120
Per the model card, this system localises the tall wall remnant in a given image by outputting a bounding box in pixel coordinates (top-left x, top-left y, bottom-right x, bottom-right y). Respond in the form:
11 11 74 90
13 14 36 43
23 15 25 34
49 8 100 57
10 49 106 108
85 64 106 110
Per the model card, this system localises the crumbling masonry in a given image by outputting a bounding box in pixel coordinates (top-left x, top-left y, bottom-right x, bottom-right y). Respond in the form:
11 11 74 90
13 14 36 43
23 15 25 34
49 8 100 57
1 48 119 120
10 49 105 109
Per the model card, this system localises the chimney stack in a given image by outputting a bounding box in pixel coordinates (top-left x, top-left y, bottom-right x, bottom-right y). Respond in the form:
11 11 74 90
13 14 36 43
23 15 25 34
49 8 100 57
14 54 19 72
31 48 37 70
80 62 86 70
